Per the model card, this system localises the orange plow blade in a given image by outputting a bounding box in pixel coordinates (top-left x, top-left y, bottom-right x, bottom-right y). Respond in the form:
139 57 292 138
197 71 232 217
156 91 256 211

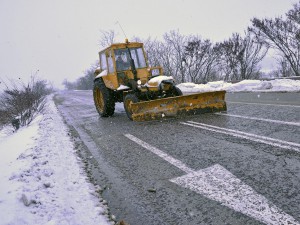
131 90 227 121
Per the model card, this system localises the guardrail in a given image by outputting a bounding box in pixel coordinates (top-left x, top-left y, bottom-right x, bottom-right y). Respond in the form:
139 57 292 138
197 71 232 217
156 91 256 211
229 76 300 83
261 76 300 81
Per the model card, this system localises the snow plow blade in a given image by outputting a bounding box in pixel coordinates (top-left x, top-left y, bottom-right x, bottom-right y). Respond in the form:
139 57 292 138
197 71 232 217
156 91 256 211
131 90 227 121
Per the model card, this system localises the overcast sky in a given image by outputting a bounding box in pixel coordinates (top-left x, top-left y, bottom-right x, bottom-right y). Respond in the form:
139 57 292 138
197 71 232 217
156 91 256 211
0 0 298 89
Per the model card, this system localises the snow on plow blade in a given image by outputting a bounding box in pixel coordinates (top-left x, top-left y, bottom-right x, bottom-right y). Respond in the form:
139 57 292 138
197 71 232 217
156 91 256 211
131 90 227 121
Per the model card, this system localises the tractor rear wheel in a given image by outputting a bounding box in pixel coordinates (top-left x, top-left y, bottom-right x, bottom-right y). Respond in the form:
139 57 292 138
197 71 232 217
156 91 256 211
93 79 115 117
124 93 139 120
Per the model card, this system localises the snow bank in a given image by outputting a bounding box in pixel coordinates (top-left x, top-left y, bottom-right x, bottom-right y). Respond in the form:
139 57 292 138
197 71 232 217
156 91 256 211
0 97 111 225
146 75 174 87
177 79 300 93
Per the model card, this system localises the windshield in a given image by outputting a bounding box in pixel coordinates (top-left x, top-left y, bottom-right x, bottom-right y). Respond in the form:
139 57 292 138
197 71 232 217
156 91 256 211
114 47 147 72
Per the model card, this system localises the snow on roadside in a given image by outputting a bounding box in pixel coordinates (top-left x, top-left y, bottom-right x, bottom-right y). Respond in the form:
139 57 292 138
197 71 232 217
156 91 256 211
0 97 111 225
177 79 300 93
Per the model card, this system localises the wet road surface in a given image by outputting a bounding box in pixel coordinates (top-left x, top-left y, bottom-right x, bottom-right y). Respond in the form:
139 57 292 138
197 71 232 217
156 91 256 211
54 91 300 225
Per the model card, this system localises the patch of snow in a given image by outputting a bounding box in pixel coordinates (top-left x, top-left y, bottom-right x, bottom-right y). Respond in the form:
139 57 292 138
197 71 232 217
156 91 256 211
95 70 107 79
0 125 15 142
268 79 300 92
177 81 228 93
117 85 130 91
146 75 174 87
0 96 111 225
177 79 300 93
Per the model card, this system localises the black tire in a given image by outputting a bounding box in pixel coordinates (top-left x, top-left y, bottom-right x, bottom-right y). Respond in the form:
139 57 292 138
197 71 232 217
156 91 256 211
93 79 115 117
173 86 183 96
123 93 139 120
166 85 183 97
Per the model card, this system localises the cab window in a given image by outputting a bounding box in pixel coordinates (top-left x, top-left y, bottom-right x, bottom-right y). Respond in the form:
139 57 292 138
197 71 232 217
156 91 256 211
100 53 107 71
114 49 131 71
132 48 146 68
107 51 114 73
114 47 147 72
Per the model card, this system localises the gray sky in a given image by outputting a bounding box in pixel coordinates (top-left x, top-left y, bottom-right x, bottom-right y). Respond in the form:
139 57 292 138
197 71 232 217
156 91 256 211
0 0 298 89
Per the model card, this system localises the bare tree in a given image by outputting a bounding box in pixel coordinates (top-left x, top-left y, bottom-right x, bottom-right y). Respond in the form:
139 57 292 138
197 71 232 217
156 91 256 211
239 32 268 79
163 30 188 83
62 62 98 90
76 63 98 90
62 79 75 90
158 42 176 77
143 38 175 77
182 36 219 83
276 56 294 77
141 37 161 67
250 2 300 76
216 32 268 81
99 30 116 48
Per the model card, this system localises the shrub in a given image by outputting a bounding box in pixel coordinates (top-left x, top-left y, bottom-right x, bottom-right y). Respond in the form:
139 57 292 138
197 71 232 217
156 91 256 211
0 77 52 128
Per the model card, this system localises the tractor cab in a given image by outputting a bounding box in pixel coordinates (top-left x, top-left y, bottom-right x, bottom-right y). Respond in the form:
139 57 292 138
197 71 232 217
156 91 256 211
95 40 165 91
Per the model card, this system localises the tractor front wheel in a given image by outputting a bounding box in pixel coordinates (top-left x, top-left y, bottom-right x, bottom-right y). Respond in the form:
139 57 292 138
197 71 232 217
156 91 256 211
172 86 183 96
166 85 183 97
124 93 139 120
93 79 115 117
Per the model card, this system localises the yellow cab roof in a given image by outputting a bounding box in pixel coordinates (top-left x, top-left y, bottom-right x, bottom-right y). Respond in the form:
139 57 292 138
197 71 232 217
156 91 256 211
99 42 144 54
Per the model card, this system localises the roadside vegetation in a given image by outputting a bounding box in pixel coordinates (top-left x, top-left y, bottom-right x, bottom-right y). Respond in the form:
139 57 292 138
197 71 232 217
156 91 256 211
0 76 53 129
64 2 300 90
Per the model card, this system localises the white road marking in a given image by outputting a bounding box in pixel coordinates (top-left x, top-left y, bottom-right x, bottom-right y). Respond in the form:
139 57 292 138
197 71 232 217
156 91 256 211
187 121 300 148
227 101 300 108
124 134 195 174
215 113 300 127
181 121 300 153
124 133 300 225
170 164 300 225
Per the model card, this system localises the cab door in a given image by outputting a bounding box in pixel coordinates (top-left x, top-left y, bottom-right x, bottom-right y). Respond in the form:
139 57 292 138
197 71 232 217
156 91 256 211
100 50 119 90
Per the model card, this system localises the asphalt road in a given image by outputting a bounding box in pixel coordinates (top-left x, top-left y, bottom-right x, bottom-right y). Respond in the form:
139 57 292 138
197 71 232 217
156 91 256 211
54 91 300 225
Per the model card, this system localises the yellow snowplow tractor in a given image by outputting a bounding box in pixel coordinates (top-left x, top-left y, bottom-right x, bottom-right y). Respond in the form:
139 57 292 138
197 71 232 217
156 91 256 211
93 39 226 121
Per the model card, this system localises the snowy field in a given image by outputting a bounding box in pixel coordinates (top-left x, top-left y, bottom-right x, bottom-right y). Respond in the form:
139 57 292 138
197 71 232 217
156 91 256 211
0 79 299 225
